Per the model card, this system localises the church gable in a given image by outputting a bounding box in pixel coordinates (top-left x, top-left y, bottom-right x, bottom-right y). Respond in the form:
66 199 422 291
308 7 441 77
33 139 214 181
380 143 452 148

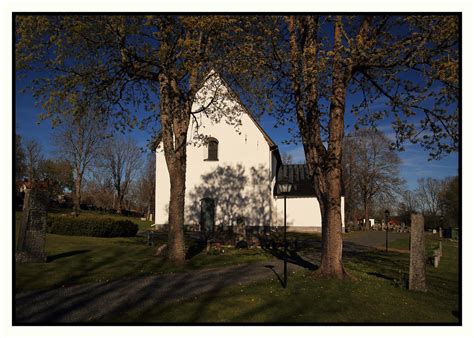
188 70 277 151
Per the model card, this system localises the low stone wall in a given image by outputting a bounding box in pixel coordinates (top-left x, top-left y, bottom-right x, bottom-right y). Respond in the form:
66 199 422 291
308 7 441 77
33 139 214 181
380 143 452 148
287 226 322 233
154 223 325 234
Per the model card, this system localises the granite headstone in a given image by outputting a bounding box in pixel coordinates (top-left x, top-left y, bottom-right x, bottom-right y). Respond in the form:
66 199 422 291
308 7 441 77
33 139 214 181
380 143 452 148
16 187 48 263
409 213 427 292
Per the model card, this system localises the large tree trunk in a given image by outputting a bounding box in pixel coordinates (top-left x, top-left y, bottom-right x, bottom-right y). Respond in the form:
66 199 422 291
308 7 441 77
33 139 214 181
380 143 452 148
287 16 348 279
364 200 370 230
73 175 82 214
165 122 188 263
317 171 345 278
116 192 123 214
159 72 189 264
313 16 350 279
167 158 186 263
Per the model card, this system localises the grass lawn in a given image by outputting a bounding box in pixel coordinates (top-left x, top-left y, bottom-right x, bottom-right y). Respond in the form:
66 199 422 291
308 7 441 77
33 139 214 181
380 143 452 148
15 211 459 323
15 211 272 292
104 237 459 323
389 233 447 251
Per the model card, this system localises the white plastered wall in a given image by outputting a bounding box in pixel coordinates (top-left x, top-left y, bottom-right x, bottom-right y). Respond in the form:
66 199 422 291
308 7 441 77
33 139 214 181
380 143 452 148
274 196 345 230
155 73 274 227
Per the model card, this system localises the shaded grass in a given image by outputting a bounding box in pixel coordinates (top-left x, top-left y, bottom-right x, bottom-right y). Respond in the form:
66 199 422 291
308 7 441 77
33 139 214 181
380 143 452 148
105 238 458 323
16 210 273 292
15 232 272 293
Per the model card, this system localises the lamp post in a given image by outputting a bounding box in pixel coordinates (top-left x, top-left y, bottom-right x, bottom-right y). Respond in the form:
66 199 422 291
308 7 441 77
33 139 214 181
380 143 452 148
277 177 292 288
384 209 390 252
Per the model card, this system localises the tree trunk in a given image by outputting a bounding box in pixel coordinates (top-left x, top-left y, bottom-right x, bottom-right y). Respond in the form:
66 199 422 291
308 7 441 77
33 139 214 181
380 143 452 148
313 16 350 279
364 200 370 230
159 72 189 264
288 15 348 279
116 192 123 214
73 175 82 214
314 169 346 279
166 153 186 263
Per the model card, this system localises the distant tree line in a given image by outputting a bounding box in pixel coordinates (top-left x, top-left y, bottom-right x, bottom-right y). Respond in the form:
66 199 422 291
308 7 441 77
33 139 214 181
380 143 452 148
398 176 459 229
341 129 458 230
15 132 155 219
342 128 404 229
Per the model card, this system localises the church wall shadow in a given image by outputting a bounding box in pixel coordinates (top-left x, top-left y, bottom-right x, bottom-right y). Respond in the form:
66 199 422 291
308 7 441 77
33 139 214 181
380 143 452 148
186 164 274 231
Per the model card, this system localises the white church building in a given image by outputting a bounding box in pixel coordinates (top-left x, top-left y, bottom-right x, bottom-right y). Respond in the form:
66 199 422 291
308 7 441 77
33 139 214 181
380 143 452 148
154 71 344 233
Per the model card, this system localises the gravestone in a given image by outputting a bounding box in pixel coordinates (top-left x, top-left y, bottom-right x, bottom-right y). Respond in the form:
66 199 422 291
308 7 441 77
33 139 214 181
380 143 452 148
200 198 215 235
433 241 443 268
16 187 48 263
233 216 246 243
409 214 427 292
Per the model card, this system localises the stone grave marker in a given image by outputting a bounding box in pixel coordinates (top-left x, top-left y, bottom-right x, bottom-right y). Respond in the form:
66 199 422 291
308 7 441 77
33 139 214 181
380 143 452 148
433 241 443 268
409 213 427 292
233 216 246 244
16 187 48 263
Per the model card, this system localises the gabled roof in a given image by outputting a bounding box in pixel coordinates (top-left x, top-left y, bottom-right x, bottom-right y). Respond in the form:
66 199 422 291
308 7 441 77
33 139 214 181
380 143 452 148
275 164 316 197
275 163 346 198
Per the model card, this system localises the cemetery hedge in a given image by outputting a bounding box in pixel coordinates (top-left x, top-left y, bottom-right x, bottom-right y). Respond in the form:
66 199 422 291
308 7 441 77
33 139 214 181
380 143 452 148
47 214 138 237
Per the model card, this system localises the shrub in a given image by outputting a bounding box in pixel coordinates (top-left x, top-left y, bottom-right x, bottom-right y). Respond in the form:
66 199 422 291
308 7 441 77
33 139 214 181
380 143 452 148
47 215 138 237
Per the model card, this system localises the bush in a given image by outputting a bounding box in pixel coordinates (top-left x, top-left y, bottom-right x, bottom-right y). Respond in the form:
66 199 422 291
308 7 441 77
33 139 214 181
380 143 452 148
47 215 138 237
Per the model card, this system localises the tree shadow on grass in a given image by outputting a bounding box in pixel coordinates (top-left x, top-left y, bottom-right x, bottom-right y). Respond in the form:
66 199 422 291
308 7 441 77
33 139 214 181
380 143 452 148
262 246 318 271
366 272 397 282
15 251 171 323
264 264 285 287
47 250 90 262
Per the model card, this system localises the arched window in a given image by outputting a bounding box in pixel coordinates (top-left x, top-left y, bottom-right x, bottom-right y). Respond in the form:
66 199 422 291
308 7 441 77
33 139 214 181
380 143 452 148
206 138 219 161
